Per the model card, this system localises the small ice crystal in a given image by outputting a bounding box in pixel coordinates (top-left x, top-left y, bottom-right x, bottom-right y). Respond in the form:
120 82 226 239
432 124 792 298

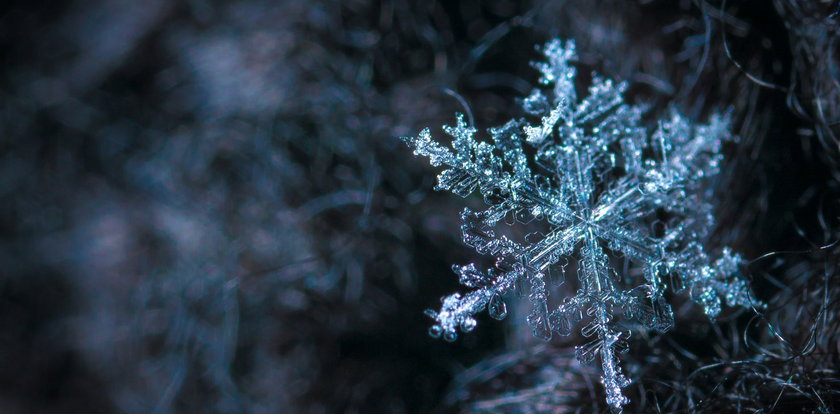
401 38 760 412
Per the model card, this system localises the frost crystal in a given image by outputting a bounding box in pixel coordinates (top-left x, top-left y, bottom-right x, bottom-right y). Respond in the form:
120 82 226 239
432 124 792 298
401 39 759 412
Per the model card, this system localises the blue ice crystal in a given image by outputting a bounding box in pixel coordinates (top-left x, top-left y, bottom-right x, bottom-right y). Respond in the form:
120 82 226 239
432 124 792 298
402 39 759 412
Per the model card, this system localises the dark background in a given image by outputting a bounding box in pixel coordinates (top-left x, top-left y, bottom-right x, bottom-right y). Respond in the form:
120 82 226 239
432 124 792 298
1 0 838 412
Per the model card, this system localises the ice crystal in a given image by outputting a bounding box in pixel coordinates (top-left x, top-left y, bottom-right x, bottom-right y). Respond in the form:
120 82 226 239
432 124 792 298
401 39 760 412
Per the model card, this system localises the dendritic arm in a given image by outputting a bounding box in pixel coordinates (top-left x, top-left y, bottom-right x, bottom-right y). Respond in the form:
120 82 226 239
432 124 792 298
425 262 523 342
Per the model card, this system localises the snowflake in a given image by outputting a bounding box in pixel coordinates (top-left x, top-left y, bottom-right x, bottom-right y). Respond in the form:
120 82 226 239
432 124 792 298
401 39 761 412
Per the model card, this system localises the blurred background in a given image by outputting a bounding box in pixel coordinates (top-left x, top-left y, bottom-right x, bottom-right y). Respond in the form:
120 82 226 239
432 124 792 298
1 0 838 412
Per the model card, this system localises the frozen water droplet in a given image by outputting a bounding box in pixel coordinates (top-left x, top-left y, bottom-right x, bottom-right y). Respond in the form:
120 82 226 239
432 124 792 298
488 294 508 320
443 331 458 342
460 317 477 332
428 325 443 338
